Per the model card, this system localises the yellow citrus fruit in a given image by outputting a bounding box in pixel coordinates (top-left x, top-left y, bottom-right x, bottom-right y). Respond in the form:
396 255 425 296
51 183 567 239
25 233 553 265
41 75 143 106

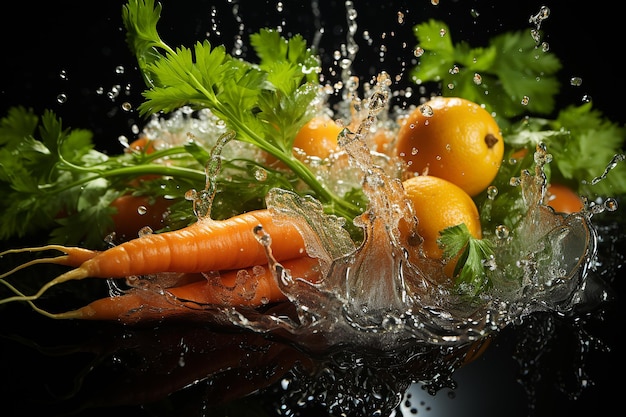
402 175 482 261
395 96 504 197
292 115 342 159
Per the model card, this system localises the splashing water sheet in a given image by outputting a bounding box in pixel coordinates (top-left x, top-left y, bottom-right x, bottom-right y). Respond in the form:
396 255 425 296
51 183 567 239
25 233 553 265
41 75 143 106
0 1 624 417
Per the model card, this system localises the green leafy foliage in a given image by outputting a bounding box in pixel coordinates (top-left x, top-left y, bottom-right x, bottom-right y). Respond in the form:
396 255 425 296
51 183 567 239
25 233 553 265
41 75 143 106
439 223 495 298
410 19 561 125
122 1 361 220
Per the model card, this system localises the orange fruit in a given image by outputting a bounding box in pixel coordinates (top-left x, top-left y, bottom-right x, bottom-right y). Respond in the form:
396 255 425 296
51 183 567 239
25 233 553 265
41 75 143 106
395 96 504 197
292 115 343 159
402 175 482 262
546 183 584 213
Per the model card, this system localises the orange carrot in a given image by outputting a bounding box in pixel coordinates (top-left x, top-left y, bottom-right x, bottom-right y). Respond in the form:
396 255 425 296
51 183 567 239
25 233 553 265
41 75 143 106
0 209 307 306
51 256 321 323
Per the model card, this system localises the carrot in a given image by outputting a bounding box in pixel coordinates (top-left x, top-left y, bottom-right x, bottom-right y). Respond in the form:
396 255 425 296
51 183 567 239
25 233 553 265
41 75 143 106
42 256 321 323
0 209 307 306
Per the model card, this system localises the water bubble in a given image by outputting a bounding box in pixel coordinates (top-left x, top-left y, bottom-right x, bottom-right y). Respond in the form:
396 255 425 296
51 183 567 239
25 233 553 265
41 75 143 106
137 205 147 215
56 93 67 104
138 226 153 237
529 6 550 28
397 11 405 24
473 73 483 85
59 70 68 80
470 9 480 18
449 65 460 75
121 102 133 112
185 189 197 201
118 135 130 148
570 77 583 87
521 96 530 106
582 94 592 103
419 104 434 117
439 28 447 37
254 168 268 181
510 176 521 187
604 198 618 212
495 225 510 239
115 65 125 74
487 185 498 199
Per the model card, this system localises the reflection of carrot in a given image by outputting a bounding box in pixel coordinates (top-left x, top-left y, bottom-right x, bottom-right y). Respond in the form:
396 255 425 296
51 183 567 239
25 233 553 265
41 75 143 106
546 183 584 214
53 256 321 322
0 209 307 307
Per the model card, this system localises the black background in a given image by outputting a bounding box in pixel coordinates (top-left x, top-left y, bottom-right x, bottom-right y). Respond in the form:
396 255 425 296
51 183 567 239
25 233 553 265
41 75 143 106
0 1 624 417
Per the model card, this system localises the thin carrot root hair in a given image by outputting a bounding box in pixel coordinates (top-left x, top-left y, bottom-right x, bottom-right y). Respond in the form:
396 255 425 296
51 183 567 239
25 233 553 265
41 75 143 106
0 267 90 306
0 245 98 279
1 245 98 307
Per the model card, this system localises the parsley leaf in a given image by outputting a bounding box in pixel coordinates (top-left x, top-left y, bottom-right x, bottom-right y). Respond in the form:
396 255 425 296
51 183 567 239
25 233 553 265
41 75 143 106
410 19 561 124
438 223 495 298
122 0 361 221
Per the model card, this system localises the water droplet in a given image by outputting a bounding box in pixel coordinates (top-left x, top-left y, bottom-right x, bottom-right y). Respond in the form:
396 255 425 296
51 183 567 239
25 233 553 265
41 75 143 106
413 46 424 57
521 96 530 106
420 104 434 117
487 185 498 199
56 93 67 104
121 102 132 111
137 205 147 215
119 137 132 152
473 73 482 85
185 189 197 201
254 168 268 181
495 225 510 239
59 70 68 80
470 9 480 18
604 198 618 212
138 226 153 237
570 77 583 87
115 65 125 74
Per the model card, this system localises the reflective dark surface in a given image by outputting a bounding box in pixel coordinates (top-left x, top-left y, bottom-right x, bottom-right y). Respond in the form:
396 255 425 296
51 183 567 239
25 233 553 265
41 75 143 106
1 1 624 416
